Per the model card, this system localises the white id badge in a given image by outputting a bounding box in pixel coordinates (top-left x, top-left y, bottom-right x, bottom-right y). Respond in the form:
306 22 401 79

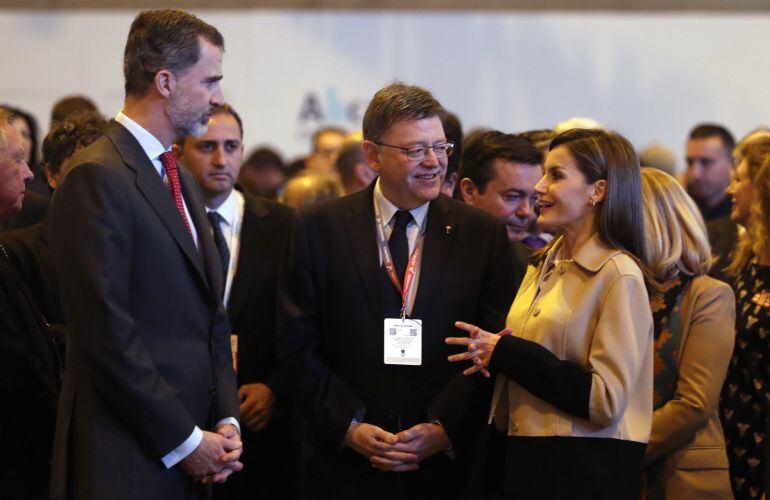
384 318 422 366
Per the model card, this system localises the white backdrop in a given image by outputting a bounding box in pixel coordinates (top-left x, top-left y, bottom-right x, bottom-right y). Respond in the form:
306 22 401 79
1 10 769 170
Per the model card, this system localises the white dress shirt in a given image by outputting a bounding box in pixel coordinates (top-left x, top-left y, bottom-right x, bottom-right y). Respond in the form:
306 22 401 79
115 111 199 249
114 111 239 469
373 178 429 317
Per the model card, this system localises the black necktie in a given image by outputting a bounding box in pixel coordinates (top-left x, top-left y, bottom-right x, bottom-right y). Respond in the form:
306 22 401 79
207 211 230 288
389 210 412 280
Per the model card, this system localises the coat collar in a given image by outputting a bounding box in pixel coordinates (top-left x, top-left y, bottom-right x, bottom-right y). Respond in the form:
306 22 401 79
344 181 455 319
556 231 624 273
105 120 211 294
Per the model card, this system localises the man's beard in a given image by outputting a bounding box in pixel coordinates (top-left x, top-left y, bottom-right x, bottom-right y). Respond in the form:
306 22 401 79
168 96 210 138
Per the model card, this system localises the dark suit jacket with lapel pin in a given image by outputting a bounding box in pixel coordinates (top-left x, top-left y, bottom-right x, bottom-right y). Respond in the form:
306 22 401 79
281 181 516 499
47 121 239 500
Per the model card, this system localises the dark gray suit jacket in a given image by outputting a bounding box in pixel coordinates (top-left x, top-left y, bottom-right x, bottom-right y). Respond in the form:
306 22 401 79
48 121 239 500
281 183 516 498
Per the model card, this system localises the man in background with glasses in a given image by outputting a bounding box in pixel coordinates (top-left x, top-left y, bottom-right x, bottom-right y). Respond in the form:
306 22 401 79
281 82 515 499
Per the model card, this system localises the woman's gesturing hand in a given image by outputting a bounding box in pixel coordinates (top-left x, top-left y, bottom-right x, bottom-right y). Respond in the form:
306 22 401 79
445 321 511 377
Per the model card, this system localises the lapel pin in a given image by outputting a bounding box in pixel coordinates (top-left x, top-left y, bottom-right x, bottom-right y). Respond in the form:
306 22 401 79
445 225 453 235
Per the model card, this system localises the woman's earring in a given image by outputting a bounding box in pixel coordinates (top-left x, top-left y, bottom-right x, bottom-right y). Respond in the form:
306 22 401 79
590 199 596 207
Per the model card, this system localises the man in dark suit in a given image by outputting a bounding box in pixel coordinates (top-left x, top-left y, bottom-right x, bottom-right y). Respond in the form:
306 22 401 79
0 107 58 500
47 10 242 500
457 130 543 292
281 83 516 499
684 123 737 282
174 104 300 500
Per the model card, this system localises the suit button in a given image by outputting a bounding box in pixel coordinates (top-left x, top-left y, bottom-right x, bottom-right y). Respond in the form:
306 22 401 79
533 307 541 317
511 421 519 433
208 386 217 397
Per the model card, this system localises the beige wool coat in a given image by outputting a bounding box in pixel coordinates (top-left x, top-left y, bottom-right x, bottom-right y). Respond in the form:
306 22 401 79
491 232 654 443
644 275 735 500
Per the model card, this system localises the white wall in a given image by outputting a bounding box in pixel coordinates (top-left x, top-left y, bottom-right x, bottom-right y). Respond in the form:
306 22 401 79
1 10 769 170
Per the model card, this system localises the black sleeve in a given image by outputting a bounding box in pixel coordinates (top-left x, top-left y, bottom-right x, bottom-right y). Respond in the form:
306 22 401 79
489 334 592 419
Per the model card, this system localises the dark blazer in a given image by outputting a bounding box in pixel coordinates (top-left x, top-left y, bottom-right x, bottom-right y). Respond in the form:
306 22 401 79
281 182 516 499
227 192 296 401
510 240 531 294
0 190 48 232
47 121 239 500
0 250 60 500
215 192 301 500
0 222 61 325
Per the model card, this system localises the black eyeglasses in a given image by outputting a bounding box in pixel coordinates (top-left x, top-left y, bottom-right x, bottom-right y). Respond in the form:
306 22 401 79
374 141 455 162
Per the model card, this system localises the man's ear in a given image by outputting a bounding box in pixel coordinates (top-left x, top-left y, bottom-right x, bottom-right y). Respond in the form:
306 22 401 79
459 177 477 204
361 140 382 173
154 69 174 99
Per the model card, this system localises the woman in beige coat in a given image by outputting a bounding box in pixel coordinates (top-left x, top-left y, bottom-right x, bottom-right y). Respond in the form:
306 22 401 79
447 128 653 499
640 168 735 499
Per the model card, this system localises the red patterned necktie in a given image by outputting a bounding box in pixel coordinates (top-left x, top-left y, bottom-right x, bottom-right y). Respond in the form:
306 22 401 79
159 152 193 237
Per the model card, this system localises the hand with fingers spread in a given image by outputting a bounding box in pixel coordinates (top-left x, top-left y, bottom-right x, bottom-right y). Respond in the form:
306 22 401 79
238 382 276 433
344 422 419 472
179 430 243 484
445 321 512 377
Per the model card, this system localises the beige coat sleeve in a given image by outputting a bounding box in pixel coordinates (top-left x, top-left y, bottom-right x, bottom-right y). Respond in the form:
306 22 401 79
588 273 653 426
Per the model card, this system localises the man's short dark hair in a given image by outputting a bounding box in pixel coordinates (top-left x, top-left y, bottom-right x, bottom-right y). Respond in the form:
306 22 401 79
51 95 99 125
335 141 364 186
459 130 543 193
124 9 224 97
441 111 463 179
362 83 443 141
42 111 107 179
688 123 735 155
243 147 285 173
174 104 243 147
519 129 557 152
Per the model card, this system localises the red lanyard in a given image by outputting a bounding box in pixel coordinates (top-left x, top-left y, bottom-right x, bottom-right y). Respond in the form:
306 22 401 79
374 196 425 319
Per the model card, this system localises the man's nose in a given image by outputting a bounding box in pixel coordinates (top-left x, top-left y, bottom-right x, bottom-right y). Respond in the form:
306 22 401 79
422 147 439 167
22 160 33 181
211 86 225 107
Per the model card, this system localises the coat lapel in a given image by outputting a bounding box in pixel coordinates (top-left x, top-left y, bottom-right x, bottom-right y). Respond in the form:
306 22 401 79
227 194 270 319
345 184 384 320
180 168 218 297
106 121 209 292
411 195 455 318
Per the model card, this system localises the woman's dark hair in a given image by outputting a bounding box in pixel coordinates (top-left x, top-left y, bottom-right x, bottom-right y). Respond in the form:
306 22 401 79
537 128 647 264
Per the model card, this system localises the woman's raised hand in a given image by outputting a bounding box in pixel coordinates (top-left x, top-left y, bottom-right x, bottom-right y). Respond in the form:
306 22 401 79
445 321 511 377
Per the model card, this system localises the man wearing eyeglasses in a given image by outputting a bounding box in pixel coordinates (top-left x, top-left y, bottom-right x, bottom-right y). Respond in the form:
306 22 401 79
281 83 515 499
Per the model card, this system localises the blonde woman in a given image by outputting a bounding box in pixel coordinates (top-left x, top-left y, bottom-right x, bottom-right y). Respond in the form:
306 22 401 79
720 136 770 499
446 129 653 499
641 167 734 499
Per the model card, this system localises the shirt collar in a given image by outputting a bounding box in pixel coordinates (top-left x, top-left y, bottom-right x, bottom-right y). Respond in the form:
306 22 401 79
115 110 169 170
374 177 430 230
207 189 240 227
